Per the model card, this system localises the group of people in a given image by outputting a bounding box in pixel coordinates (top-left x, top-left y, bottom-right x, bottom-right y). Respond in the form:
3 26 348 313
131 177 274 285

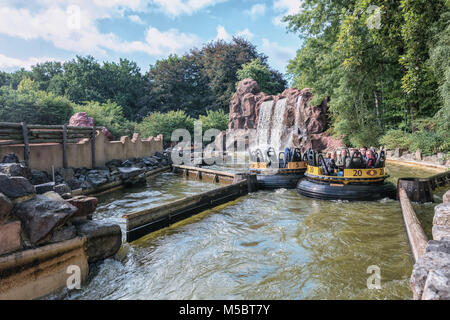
322 147 379 175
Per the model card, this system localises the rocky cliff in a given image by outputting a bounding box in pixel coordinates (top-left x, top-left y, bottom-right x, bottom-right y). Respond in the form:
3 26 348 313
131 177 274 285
225 78 344 152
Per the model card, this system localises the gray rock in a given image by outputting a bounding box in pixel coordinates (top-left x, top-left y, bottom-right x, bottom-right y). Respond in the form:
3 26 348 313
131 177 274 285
121 160 133 167
35 182 55 194
117 167 145 180
105 159 123 168
48 225 77 244
74 220 122 263
66 178 83 190
1 153 19 163
433 225 450 241
0 163 31 179
426 240 450 255
123 173 146 187
0 192 13 224
434 203 450 227
415 149 422 161
142 157 159 166
410 251 450 299
53 183 72 196
13 193 77 245
86 170 109 187
422 270 450 300
30 169 51 185
444 190 450 204
0 173 35 199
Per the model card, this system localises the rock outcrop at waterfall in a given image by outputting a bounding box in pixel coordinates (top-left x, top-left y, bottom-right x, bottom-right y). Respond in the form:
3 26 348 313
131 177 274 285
225 78 344 152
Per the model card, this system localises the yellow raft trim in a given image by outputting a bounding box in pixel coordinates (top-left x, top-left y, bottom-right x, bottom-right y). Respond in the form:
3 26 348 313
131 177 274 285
249 161 307 170
305 165 388 185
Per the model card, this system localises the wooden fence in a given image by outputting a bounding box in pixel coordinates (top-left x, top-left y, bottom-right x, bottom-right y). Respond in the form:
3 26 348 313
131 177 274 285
0 122 103 168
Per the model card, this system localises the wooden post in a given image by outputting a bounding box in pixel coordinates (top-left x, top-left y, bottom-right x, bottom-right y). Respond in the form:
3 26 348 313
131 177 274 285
62 124 68 169
398 187 428 262
91 126 96 169
21 122 29 167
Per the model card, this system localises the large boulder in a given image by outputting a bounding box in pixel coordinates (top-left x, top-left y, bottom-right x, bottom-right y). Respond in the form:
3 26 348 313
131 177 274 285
0 174 35 200
74 220 122 263
117 167 145 180
30 169 51 185
443 190 450 204
13 192 77 245
410 251 450 299
86 170 109 188
69 112 94 127
67 196 98 218
0 192 13 225
434 203 450 227
48 225 77 244
0 221 22 255
0 163 31 179
1 153 19 163
421 269 450 300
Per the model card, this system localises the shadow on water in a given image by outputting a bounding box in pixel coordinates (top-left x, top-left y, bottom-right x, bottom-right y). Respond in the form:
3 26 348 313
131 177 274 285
53 163 443 300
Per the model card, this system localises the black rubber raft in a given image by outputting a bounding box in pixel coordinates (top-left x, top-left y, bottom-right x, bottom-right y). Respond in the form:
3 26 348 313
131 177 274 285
256 171 305 189
297 179 397 201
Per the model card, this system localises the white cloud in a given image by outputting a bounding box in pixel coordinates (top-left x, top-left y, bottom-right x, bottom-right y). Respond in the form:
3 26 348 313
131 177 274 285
272 0 303 27
236 28 254 40
0 4 201 58
244 3 266 18
128 15 145 24
151 0 227 17
215 25 232 41
0 53 59 70
262 38 296 72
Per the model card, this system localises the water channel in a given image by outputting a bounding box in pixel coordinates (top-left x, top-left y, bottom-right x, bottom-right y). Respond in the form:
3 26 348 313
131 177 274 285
51 163 444 300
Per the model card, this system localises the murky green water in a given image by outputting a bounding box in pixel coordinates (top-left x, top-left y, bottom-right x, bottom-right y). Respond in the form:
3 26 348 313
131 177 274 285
55 164 444 300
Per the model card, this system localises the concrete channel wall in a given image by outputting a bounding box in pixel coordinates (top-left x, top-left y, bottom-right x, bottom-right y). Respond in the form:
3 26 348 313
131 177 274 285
123 166 257 242
0 131 163 172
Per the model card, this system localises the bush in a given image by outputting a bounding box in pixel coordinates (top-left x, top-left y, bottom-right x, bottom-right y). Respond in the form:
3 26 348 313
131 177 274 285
0 78 74 124
74 100 135 139
135 110 194 144
379 129 412 150
198 109 228 133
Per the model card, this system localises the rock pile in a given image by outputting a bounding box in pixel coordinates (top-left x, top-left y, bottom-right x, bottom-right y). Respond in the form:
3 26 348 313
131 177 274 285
410 189 450 299
0 153 126 264
26 152 171 197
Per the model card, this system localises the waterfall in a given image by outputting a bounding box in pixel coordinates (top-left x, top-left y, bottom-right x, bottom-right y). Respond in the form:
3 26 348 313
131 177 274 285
269 98 287 152
255 100 274 151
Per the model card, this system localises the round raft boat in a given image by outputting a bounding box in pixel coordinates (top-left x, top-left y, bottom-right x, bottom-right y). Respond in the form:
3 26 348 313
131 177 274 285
297 150 396 201
248 148 307 189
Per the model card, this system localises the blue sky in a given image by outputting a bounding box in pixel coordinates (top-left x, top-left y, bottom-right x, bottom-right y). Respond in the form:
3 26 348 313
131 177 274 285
0 0 303 75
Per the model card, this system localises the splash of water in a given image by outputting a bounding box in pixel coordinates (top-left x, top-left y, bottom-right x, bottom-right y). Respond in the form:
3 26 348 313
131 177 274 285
255 100 274 151
269 98 287 152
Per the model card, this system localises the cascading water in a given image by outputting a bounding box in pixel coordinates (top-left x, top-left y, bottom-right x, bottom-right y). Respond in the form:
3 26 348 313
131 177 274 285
255 100 274 151
269 98 287 152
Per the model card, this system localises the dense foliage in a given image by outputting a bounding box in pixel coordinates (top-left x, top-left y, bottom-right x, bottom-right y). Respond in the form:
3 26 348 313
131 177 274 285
285 0 449 154
0 78 75 125
237 58 286 95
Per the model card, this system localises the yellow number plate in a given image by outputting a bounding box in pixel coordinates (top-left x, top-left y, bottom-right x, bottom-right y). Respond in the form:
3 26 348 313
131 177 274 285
249 162 268 169
287 161 307 169
343 168 385 178
307 166 323 175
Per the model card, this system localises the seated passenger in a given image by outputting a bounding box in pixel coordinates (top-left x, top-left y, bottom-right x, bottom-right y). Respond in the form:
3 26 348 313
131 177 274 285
360 147 367 161
325 152 338 175
366 150 376 168
349 149 365 169
283 147 292 168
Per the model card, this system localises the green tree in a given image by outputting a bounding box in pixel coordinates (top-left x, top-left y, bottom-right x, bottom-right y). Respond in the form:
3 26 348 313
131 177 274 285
0 78 74 124
136 110 194 143
236 58 286 95
198 109 229 133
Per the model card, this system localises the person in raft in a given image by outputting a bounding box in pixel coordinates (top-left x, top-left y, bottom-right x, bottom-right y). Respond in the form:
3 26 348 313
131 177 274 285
366 149 377 168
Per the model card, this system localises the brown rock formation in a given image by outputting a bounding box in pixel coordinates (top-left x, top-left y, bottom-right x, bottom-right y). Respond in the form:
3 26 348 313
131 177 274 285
225 78 344 152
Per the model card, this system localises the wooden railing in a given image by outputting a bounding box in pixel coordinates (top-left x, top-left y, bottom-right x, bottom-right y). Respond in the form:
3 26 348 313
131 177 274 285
0 122 103 168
